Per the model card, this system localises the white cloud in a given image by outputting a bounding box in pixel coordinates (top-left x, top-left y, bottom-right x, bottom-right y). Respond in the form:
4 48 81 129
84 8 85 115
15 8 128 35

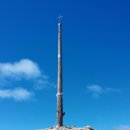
114 125 130 130
0 59 41 80
0 88 33 101
0 59 50 90
87 85 104 96
87 84 120 97
0 59 51 101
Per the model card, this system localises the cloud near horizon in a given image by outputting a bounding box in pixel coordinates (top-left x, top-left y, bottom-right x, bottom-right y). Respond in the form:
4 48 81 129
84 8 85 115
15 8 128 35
87 84 120 97
0 59 49 101
114 125 130 130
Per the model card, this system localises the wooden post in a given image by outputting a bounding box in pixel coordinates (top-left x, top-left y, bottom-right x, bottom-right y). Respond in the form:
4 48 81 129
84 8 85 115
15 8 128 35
57 16 65 127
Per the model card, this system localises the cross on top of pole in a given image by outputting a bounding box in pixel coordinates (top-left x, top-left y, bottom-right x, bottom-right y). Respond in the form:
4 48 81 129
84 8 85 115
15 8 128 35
57 15 63 23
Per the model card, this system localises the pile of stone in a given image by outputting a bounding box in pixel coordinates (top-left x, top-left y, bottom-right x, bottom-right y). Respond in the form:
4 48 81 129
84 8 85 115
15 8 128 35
37 126 94 130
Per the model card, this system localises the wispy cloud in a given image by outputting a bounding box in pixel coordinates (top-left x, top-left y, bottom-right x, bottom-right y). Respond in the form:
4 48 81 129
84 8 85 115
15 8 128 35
0 88 33 101
114 125 130 130
86 84 120 97
87 85 104 96
0 59 51 101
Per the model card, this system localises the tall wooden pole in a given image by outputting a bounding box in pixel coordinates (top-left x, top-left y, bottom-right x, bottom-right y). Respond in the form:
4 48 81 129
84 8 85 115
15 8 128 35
57 16 65 127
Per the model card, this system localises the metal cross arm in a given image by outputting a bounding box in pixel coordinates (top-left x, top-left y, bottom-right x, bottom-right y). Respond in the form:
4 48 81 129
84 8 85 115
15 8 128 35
57 15 63 23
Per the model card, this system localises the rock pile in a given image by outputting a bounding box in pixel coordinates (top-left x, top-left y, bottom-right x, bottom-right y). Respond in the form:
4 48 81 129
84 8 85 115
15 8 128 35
37 126 94 130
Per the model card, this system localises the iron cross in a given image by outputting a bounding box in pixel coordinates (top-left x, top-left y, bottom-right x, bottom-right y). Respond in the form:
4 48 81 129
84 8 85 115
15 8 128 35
57 15 63 23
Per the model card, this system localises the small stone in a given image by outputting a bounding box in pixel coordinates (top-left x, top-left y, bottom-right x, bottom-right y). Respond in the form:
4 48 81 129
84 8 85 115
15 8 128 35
84 126 94 130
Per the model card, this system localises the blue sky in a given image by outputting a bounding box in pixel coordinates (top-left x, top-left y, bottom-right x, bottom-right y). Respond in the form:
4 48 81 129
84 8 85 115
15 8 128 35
0 0 130 130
